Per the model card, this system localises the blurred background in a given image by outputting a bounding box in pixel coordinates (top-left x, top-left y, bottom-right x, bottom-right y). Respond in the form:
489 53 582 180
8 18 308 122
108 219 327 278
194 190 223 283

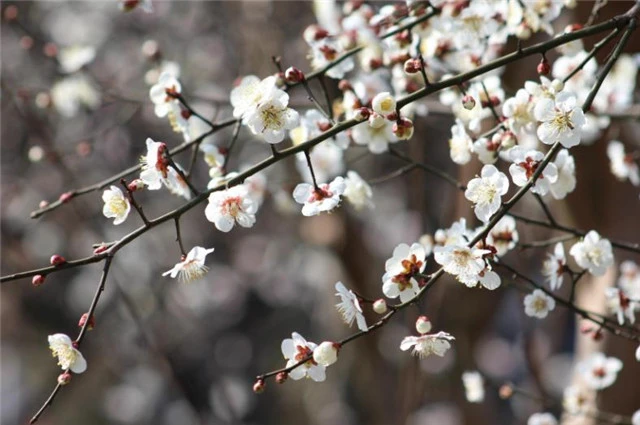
1 1 639 425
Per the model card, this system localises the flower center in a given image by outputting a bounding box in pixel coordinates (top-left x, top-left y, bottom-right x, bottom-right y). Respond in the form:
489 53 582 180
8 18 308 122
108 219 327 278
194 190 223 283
518 157 542 180
294 345 317 366
50 342 77 369
308 185 333 203
453 248 473 267
221 196 242 217
392 254 424 291
532 297 548 312
260 104 284 130
108 197 128 216
552 110 574 131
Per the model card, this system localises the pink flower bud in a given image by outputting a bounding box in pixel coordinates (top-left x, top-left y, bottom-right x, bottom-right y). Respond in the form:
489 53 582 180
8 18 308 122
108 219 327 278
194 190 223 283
275 372 288 384
303 25 329 44
537 58 551 76
338 80 353 92
59 192 73 203
403 58 422 74
416 315 432 334
352 107 371 122
57 372 72 385
128 179 145 192
462 94 476 110
50 255 66 266
78 313 95 330
32 275 45 287
253 379 266 393
373 299 387 314
392 117 414 140
284 67 305 83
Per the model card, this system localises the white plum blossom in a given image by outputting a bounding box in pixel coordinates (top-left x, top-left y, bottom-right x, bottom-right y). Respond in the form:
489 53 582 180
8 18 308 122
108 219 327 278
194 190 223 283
371 92 397 116
382 243 426 303
605 287 636 326
334 281 368 332
527 413 558 425
534 91 586 148
58 45 96 74
434 218 472 247
292 176 345 217
343 170 374 210
199 143 226 169
508 147 558 195
434 245 497 289
464 164 509 223
50 74 100 117
162 247 214 283
308 37 354 79
351 118 398 154
619 261 640 299
486 215 518 257
542 242 566 291
230 75 279 120
449 119 473 165
524 289 556 318
205 185 257 232
525 77 563 101
607 140 639 186
48 334 87 374
569 231 613 277
400 331 455 358
312 341 339 367
149 71 181 118
577 352 622 390
245 91 299 144
102 186 130 225
503 88 536 134
462 371 485 403
549 149 576 199
563 385 593 414
139 138 191 199
281 332 326 382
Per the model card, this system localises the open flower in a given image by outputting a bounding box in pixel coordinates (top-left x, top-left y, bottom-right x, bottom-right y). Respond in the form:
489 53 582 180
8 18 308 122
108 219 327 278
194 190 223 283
534 91 586 148
434 245 491 288
205 185 257 232
508 147 558 195
607 140 639 186
244 91 299 144
230 75 279 120
139 138 191 199
569 231 613 276
102 185 130 225
371 92 397 116
48 334 87 373
343 170 373 210
351 118 398 154
334 281 367 331
292 176 345 216
524 289 556 318
162 246 214 283
400 331 455 358
149 71 181 118
281 332 326 382
549 149 576 199
542 242 566 291
577 352 622 390
382 243 426 303
605 287 636 325
449 119 473 164
464 164 509 223
486 215 518 257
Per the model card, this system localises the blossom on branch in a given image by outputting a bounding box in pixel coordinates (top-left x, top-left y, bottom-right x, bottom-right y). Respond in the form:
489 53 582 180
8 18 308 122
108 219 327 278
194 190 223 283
48 334 87 374
534 91 586 148
162 246 215 283
542 242 566 291
281 332 325 382
569 231 613 277
607 140 639 186
577 352 622 390
205 185 257 232
102 185 130 225
523 289 555 319
464 164 509 223
334 281 367 332
400 331 455 358
292 176 345 216
139 138 191 200
508 147 558 195
343 170 373 210
382 243 427 303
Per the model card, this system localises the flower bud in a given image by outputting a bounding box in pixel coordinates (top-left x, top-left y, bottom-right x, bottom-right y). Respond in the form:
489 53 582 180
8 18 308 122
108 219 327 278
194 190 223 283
372 92 396 116
128 179 145 192
50 255 66 266
303 25 329 44
39 200 49 209
338 80 353 92
313 341 339 367
352 107 370 122
415 315 432 334
537 58 551 76
59 192 73 203
373 298 387 314
57 372 72 386
4 5 18 21
550 79 564 93
284 67 305 84
403 58 422 74
275 371 288 384
32 275 45 287
501 131 517 150
392 117 414 140
368 57 384 71
462 94 476 110
78 313 95 330
141 40 160 60
253 379 265 393
499 384 513 399
515 23 531 40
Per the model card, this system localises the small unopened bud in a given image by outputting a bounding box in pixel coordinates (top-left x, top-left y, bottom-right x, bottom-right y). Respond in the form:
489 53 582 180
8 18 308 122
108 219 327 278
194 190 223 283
253 379 266 393
415 315 432 334
338 80 353 92
284 67 305 83
537 57 551 76
352 107 370 122
403 58 422 74
93 243 109 255
4 5 18 21
50 255 66 266
313 341 340 367
57 372 72 386
141 39 160 60
392 117 414 140
275 372 288 384
59 192 73 203
368 58 383 70
78 313 95 330
32 275 45 287
550 79 564 93
499 384 513 399
368 112 385 129
39 200 49 209
592 329 603 341
501 131 517 150
515 23 532 40
373 298 387 314
128 179 145 192
303 24 329 44
462 94 476 110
